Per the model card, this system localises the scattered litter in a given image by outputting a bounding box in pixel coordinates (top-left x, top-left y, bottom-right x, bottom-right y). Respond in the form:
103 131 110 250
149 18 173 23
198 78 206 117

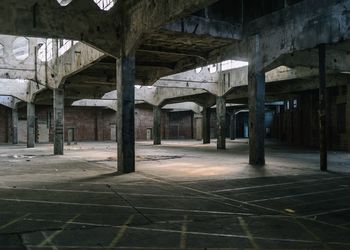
88 155 182 163
284 208 295 214
136 155 183 162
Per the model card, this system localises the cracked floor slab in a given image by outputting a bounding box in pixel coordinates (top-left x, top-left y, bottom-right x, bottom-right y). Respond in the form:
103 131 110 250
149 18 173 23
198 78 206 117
0 140 349 249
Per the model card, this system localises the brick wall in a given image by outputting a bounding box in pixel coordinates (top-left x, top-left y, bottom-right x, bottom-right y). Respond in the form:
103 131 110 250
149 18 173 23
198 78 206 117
24 105 156 142
135 107 154 140
164 111 193 139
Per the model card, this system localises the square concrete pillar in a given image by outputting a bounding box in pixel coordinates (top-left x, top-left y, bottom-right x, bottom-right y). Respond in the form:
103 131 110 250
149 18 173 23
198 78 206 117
117 53 135 173
202 106 211 144
248 35 265 166
194 113 203 140
319 44 327 171
216 96 226 150
12 108 18 144
153 106 161 145
347 85 350 152
230 113 236 140
54 88 64 155
27 103 35 148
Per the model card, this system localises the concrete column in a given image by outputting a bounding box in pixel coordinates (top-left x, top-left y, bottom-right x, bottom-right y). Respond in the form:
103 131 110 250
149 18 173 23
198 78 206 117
202 106 211 144
54 88 64 155
194 114 203 140
12 108 18 144
52 38 59 61
248 35 265 166
117 53 135 174
319 44 327 171
27 103 35 148
347 86 350 152
153 106 161 145
216 96 226 149
230 113 236 140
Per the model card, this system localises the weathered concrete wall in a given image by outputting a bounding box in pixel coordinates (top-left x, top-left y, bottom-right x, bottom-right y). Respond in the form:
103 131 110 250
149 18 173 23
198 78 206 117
275 86 350 151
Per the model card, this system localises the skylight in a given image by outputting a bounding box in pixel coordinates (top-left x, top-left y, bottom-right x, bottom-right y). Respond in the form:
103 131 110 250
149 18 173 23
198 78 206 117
57 0 115 10
94 0 115 10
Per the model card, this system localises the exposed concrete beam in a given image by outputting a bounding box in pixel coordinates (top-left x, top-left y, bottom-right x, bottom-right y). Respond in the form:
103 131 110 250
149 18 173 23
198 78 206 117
163 102 202 114
154 67 219 95
276 48 350 73
46 42 106 88
0 96 17 109
72 99 118 111
67 75 115 86
226 74 350 101
209 0 350 70
103 86 207 107
124 0 218 54
265 66 320 82
164 15 242 40
0 0 120 56
0 79 29 101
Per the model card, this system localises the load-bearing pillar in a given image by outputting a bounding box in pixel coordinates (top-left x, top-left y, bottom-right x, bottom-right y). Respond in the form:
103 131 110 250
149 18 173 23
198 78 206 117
230 113 236 140
216 96 226 150
319 44 327 171
202 106 211 144
54 88 64 155
27 103 35 148
117 53 135 173
12 107 18 144
248 35 265 166
153 106 161 145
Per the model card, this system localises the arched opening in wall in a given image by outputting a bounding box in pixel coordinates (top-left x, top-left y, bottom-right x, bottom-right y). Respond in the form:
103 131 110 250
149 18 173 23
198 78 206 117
57 0 73 6
12 37 29 61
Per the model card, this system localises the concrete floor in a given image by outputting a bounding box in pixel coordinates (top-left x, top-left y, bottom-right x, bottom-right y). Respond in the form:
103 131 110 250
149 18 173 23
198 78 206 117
0 139 349 249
